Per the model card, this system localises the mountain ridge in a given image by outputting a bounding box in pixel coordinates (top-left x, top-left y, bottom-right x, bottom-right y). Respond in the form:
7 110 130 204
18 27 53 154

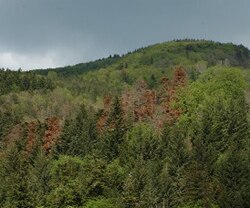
32 39 250 77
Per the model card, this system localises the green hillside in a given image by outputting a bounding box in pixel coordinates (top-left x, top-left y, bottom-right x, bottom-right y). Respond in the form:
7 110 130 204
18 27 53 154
35 39 250 77
33 40 250 103
0 40 249 208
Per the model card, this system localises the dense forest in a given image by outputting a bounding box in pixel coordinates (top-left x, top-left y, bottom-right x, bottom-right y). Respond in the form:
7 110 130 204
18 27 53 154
0 40 250 208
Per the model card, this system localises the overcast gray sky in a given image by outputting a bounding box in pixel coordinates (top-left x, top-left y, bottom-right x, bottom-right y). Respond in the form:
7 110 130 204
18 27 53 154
0 0 250 70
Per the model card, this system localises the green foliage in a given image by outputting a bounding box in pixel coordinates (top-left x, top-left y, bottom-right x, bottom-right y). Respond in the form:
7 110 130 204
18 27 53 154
121 123 163 165
0 40 250 207
47 155 109 207
84 198 121 208
27 148 52 207
175 66 250 207
121 123 164 207
30 40 250 105
101 97 128 160
102 159 126 198
178 200 219 208
0 139 30 207
214 149 250 208
56 105 97 157
0 108 21 139
0 69 54 96
47 155 87 207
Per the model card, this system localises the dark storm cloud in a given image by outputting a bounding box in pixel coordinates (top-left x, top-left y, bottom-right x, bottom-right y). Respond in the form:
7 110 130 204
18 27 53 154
0 0 249 69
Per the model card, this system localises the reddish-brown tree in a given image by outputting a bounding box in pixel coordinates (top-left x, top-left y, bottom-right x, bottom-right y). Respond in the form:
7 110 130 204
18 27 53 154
43 117 61 153
97 94 112 133
25 121 38 154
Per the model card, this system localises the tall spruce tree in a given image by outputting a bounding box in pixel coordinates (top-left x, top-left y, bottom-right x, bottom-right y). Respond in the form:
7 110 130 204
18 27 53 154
101 96 127 161
56 104 97 157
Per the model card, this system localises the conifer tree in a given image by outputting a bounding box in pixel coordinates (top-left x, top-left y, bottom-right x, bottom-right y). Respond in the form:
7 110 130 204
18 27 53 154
56 104 97 157
0 137 30 207
101 96 127 160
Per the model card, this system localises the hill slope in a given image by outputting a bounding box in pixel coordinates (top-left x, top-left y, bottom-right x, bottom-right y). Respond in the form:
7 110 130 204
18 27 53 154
0 40 250 207
34 40 250 104
34 39 250 77
1 40 250 121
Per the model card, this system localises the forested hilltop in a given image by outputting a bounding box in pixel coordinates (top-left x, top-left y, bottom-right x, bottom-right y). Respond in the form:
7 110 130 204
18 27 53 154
0 40 250 208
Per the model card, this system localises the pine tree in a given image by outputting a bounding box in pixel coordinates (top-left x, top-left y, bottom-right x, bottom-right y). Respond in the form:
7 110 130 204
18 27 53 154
159 124 189 207
101 96 127 160
27 147 52 207
0 139 30 207
56 104 97 157
121 123 163 207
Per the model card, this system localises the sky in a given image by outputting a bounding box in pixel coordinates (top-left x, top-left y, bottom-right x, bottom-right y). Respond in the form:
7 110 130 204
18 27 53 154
0 0 250 70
